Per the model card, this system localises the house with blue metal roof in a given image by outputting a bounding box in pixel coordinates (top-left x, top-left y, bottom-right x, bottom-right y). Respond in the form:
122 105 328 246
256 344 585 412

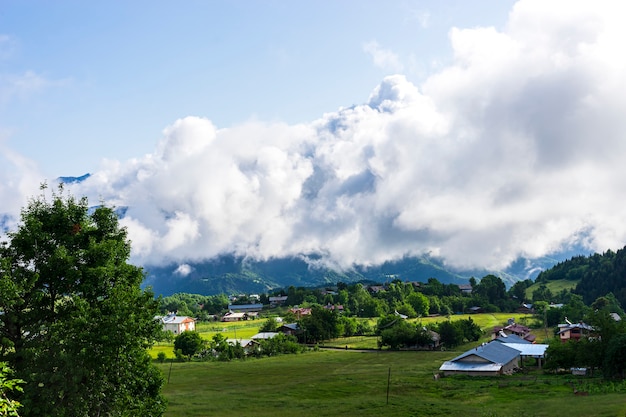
439 342 520 376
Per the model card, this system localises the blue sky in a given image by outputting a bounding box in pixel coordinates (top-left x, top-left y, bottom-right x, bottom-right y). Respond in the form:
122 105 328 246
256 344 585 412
2 1 626 275
1 0 513 177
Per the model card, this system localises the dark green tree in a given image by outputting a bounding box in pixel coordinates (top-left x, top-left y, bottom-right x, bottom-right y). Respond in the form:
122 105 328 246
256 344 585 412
437 320 464 348
603 333 626 379
299 306 339 343
532 284 554 303
0 187 165 417
474 274 507 306
508 279 533 302
174 331 205 358
379 320 417 350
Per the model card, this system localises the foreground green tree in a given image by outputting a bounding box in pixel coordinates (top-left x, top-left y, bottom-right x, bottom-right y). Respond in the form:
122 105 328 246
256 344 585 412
0 186 165 417
0 362 24 417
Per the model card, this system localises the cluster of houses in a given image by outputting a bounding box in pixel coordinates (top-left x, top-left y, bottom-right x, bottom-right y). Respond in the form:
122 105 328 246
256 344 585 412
438 313 623 377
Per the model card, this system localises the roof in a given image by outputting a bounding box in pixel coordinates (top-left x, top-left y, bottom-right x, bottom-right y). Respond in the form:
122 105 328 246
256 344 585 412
557 322 594 334
503 343 548 358
505 323 531 334
494 333 531 344
450 342 520 365
158 314 195 324
228 304 263 311
439 361 504 373
280 323 299 331
224 312 247 319
226 339 258 347
251 332 280 340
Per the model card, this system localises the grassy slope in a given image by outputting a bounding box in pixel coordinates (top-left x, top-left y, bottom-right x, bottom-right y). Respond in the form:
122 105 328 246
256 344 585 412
525 279 579 300
158 350 626 417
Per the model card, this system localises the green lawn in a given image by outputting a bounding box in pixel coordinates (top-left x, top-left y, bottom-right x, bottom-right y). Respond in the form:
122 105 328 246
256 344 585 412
157 350 626 417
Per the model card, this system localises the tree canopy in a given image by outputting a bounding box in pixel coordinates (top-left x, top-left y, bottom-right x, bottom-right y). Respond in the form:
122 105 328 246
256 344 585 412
0 186 165 416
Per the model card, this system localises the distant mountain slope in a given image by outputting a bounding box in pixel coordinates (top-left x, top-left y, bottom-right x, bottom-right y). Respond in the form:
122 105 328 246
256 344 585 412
142 252 569 297
58 173 91 184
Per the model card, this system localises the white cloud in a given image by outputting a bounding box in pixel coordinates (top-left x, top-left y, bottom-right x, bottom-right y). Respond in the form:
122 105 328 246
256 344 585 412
53 0 626 271
0 141 44 229
363 41 404 72
174 264 194 277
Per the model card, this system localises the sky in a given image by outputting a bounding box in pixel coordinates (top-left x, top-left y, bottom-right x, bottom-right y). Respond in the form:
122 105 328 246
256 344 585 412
2 0 626 274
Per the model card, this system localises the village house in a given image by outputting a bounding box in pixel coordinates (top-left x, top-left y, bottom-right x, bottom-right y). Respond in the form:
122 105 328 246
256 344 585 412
516 303 534 314
222 311 252 322
323 303 344 313
557 319 594 343
226 338 260 355
457 284 472 294
269 296 288 307
492 319 536 342
227 303 263 313
439 342 520 376
158 313 196 334
289 307 312 318
278 323 300 336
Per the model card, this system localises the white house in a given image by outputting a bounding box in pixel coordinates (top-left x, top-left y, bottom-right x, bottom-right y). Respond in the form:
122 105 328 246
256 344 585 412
158 313 196 334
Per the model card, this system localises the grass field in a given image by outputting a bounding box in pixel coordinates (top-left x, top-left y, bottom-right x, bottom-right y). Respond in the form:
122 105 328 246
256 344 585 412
152 313 625 416
525 279 579 299
157 350 626 417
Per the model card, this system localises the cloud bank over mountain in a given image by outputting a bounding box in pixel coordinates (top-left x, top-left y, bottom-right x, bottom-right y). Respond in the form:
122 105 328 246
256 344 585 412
4 0 626 273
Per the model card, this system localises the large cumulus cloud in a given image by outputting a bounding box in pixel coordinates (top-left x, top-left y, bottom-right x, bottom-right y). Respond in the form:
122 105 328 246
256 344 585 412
68 0 626 271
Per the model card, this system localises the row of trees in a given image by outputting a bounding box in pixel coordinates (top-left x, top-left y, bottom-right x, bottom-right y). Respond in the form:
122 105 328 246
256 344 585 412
171 330 303 361
160 273 530 322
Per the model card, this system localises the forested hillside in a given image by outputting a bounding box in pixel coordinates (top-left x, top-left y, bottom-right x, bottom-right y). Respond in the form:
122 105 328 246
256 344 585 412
536 247 626 307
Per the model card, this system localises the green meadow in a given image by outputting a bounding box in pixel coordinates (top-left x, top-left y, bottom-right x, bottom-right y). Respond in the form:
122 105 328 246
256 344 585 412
157 350 626 417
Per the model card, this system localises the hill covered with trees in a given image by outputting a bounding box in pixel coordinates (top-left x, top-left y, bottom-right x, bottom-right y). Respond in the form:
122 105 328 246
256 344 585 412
535 247 626 308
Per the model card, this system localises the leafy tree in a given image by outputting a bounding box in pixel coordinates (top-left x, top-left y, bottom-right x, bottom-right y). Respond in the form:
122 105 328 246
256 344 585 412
532 284 554 303
379 320 417 350
258 333 301 356
457 317 482 342
406 292 429 317
474 275 507 306
544 340 578 371
436 320 464 348
174 331 205 359
299 306 339 343
603 333 626 379
394 302 417 319
0 186 165 417
0 362 23 417
508 279 533 302
259 318 279 332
